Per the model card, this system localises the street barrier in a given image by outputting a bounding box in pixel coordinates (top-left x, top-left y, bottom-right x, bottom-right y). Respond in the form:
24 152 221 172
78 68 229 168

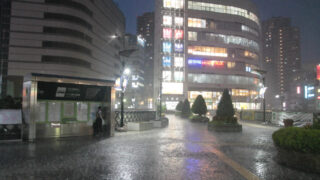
114 110 156 124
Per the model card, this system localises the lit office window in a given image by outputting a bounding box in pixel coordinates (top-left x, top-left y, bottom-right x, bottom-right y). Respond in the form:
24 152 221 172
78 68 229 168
174 57 184 67
244 51 258 60
241 25 259 36
163 71 172 81
188 31 197 41
188 18 206 28
164 0 184 9
227 62 236 69
188 46 228 57
163 42 172 53
175 17 184 26
232 89 250 97
163 16 172 26
174 71 184 81
163 28 172 39
163 56 171 67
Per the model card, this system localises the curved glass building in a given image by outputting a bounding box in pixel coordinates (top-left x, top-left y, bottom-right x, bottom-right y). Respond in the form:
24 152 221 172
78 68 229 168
154 0 262 110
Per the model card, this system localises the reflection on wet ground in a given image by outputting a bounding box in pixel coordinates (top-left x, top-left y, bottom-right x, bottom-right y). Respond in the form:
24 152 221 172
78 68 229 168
0 115 319 180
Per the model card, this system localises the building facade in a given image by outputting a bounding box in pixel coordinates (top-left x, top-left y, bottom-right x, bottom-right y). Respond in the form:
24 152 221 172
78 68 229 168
137 12 155 109
154 0 263 111
0 0 125 98
262 17 301 110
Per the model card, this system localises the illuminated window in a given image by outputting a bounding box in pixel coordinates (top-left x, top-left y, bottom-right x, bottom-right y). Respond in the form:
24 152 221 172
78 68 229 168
188 18 206 28
174 43 183 52
175 17 183 26
241 25 259 36
163 28 172 39
246 66 252 72
163 16 172 26
164 0 184 9
227 62 236 69
174 57 184 67
188 31 197 41
163 71 171 81
232 89 249 97
174 29 184 39
188 46 228 57
162 82 183 95
188 59 225 68
188 1 259 25
244 51 258 60
163 56 171 67
163 42 172 53
174 71 184 81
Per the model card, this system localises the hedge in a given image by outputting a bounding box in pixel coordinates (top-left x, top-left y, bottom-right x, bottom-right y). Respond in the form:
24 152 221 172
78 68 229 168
272 127 320 154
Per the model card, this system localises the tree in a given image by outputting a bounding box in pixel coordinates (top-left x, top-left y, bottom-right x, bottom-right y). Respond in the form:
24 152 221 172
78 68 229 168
216 89 235 118
191 95 207 116
181 99 191 117
175 101 183 111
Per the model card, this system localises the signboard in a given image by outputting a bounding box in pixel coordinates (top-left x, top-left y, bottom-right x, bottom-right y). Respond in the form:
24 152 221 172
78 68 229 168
37 81 110 101
174 29 184 39
163 56 171 67
163 42 172 53
188 59 225 68
162 82 183 95
163 28 172 39
317 64 320 80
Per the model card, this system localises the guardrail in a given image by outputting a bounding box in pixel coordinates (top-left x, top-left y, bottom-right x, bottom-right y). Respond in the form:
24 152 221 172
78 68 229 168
114 110 156 123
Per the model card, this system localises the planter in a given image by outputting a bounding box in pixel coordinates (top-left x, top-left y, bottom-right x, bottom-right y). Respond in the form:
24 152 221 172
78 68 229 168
208 123 242 132
283 119 294 127
275 147 320 174
191 116 209 123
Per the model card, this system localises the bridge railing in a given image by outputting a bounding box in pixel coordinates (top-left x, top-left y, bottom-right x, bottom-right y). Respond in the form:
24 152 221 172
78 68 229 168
114 110 156 124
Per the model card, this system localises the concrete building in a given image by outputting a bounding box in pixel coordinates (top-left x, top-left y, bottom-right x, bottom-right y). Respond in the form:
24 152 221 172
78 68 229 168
137 12 155 109
0 0 125 98
154 0 263 111
262 17 301 110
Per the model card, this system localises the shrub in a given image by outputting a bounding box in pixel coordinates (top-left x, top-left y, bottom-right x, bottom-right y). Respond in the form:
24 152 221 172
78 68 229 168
191 95 207 116
272 127 320 154
216 89 235 118
175 101 183 112
181 99 191 118
190 114 209 122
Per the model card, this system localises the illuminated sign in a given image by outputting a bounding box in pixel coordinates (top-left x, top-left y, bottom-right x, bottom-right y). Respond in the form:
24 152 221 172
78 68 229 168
174 29 184 39
175 17 184 26
188 59 225 68
174 71 184 81
163 56 171 67
137 35 145 47
175 43 183 52
115 77 128 91
297 86 301 94
188 18 206 28
163 16 172 26
163 28 172 39
163 71 171 81
317 65 320 80
188 46 228 57
162 82 183 95
163 42 172 53
163 0 184 9
174 57 184 67
305 86 315 99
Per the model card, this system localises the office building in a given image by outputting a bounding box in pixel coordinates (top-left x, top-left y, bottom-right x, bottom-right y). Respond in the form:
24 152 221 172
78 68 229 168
154 0 263 110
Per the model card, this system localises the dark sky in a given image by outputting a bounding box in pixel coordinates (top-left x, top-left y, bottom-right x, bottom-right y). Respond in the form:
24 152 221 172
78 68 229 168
114 0 320 63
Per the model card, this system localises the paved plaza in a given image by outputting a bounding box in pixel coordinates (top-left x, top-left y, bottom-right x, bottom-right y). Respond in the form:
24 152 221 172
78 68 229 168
0 115 319 180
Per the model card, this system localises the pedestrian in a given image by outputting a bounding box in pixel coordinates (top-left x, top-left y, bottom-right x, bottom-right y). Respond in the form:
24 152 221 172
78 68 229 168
94 106 103 136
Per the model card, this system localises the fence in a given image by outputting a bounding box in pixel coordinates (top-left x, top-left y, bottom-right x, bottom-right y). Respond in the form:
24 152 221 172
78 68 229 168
114 110 156 124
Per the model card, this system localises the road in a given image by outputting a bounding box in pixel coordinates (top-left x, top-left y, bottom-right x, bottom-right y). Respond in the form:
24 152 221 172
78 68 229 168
0 115 319 180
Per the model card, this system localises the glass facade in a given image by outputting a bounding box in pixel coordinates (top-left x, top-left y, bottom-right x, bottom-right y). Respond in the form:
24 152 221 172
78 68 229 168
188 1 259 25
188 46 228 57
188 73 259 87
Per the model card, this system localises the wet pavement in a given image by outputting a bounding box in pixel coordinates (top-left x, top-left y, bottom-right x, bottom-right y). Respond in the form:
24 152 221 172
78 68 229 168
0 115 319 180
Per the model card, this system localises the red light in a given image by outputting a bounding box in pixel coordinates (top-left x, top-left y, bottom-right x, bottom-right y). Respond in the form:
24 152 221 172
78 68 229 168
163 28 172 39
174 29 183 39
202 60 225 67
318 96 320 100
317 65 320 80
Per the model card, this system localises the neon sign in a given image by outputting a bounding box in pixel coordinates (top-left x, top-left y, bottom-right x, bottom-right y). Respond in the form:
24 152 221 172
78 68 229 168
163 28 172 39
174 29 184 39
175 43 183 52
305 86 315 99
163 42 172 53
163 56 171 67
188 59 225 68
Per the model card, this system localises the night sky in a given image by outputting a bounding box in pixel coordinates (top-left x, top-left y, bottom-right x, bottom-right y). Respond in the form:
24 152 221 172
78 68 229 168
113 0 320 63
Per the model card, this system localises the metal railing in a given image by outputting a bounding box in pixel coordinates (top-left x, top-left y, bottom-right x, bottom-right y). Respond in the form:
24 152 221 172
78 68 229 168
115 110 156 124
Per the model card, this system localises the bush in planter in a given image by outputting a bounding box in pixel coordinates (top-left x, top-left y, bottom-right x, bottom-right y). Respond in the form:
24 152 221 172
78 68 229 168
191 95 207 117
190 114 209 123
216 89 235 118
272 127 320 153
175 101 183 112
181 99 191 118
